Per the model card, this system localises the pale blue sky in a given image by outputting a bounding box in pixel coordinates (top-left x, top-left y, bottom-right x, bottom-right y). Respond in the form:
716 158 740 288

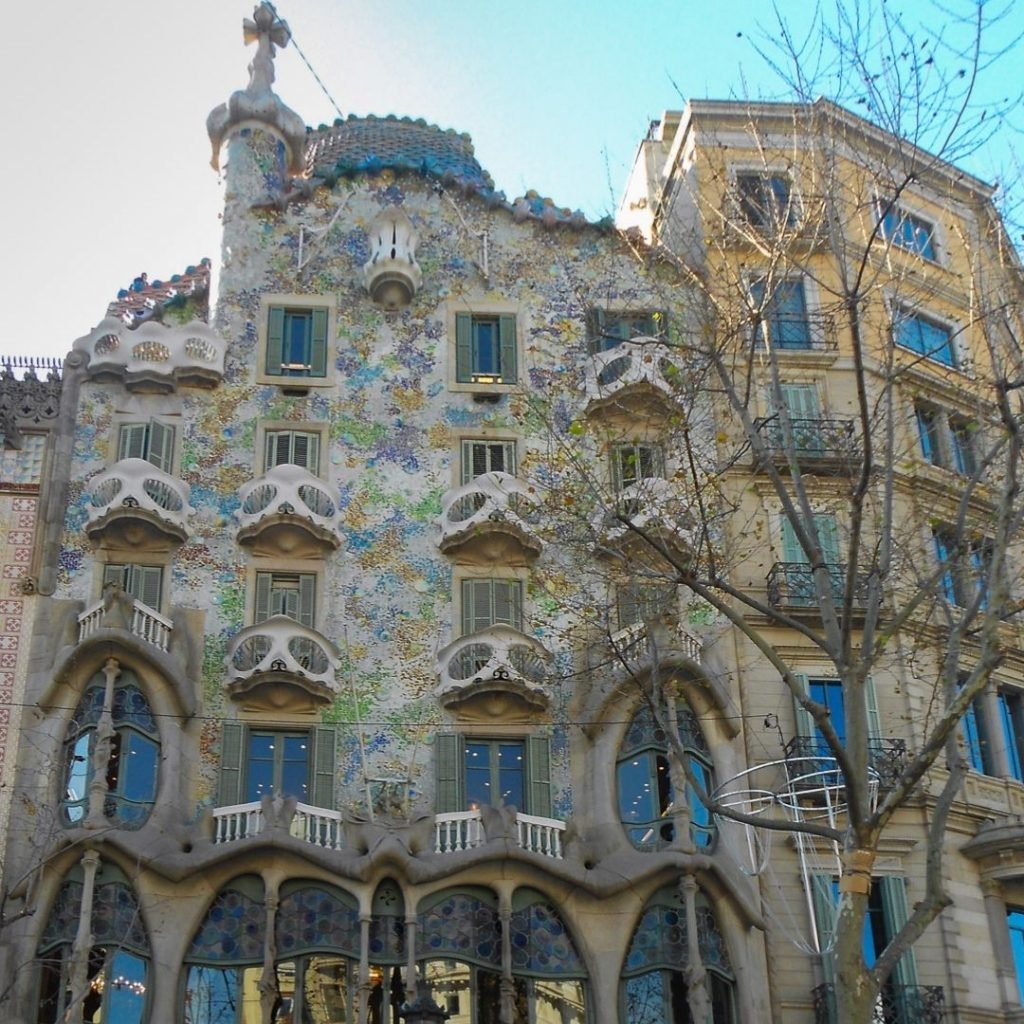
3 1 1020 361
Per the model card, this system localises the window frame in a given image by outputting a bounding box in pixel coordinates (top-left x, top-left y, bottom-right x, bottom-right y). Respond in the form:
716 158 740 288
932 526 994 609
256 295 334 387
459 576 525 635
101 562 164 612
733 170 800 230
893 306 961 369
875 198 940 262
448 304 522 393
460 437 518 485
586 308 667 355
913 401 978 475
116 419 176 474
260 425 325 475
750 276 816 350
218 722 337 810
252 569 317 629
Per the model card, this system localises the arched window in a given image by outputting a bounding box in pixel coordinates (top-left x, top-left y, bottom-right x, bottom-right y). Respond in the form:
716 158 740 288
184 878 366 1023
62 669 159 828
617 701 714 850
417 886 588 1024
36 864 149 1024
621 886 736 1023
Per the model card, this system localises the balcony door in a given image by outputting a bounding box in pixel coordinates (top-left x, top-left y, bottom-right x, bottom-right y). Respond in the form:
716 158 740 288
781 515 841 604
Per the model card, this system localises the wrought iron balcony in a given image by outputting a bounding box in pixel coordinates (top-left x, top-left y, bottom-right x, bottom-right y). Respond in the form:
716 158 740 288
236 464 342 553
751 312 838 353
433 809 565 859
438 471 542 560
73 317 226 392
86 458 193 543
754 416 856 470
784 736 908 791
436 625 551 712
768 562 869 613
812 983 944 1024
584 337 686 411
77 595 173 652
225 615 341 704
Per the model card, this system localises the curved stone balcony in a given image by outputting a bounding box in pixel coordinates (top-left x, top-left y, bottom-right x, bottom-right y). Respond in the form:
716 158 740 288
439 472 542 563
225 616 341 705
236 464 342 555
436 625 551 713
584 338 685 414
85 458 193 545
73 317 226 392
596 478 694 561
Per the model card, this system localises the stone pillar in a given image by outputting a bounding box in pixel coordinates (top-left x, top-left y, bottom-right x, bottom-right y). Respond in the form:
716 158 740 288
981 877 1017 1010
66 849 101 1017
498 898 515 1024
358 914 372 1024
681 874 711 1023
981 687 1009 777
665 691 694 851
258 885 280 1024
85 658 120 829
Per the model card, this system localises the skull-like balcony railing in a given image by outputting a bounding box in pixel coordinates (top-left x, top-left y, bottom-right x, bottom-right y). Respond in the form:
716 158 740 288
86 458 194 544
596 478 694 559
225 615 341 705
236 464 342 552
436 625 551 712
584 337 686 412
73 318 226 392
439 472 542 560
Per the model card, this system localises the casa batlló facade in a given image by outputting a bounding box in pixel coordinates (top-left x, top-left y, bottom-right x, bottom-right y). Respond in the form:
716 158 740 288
1 5 1024 1024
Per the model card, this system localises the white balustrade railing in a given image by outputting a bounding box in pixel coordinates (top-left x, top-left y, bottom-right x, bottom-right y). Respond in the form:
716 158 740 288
213 802 265 843
237 464 341 543
73 317 226 388
596 477 694 551
439 472 541 553
212 800 344 849
87 458 193 534
77 596 173 652
516 813 566 859
434 810 485 853
585 337 685 405
433 810 566 859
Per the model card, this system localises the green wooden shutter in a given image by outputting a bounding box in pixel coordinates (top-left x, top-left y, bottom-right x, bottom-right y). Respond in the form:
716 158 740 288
493 580 523 631
118 424 148 462
218 723 245 806
792 672 815 739
455 313 473 383
294 432 319 473
310 726 337 809
254 572 273 623
265 431 287 470
148 421 174 473
435 733 464 813
298 574 316 628
104 563 128 590
779 383 821 419
266 307 286 375
498 315 517 384
816 515 841 564
587 308 607 354
309 308 328 377
879 876 918 988
781 518 805 564
527 735 552 817
131 565 163 610
810 875 838 988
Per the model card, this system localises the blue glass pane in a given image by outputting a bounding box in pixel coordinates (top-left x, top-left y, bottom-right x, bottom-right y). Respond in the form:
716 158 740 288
963 702 987 773
106 950 146 1024
624 972 666 1024
184 965 240 1023
281 735 309 800
618 755 659 824
497 743 524 808
1000 694 1024 781
64 732 92 821
283 312 312 368
508 902 584 977
688 757 714 849
277 887 361 958
416 893 502 968
472 320 499 375
809 681 846 746
187 889 266 962
1008 909 1024 1005
895 315 955 367
121 732 158 803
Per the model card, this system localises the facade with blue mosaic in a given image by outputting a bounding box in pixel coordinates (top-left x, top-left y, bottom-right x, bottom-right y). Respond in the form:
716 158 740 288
3 4 1024 1024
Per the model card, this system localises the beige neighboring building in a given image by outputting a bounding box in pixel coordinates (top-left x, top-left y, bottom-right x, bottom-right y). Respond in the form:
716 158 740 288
620 98 1024 1021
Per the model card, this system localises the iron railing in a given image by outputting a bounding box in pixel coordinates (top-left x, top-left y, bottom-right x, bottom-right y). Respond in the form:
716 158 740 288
784 736 908 790
754 416 856 465
812 983 944 1024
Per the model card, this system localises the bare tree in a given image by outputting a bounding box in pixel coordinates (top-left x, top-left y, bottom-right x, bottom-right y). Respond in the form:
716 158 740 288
525 3 1024 1021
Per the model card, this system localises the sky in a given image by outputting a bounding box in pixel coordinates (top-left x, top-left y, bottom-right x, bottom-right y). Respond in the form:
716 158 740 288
4 1 1021 362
